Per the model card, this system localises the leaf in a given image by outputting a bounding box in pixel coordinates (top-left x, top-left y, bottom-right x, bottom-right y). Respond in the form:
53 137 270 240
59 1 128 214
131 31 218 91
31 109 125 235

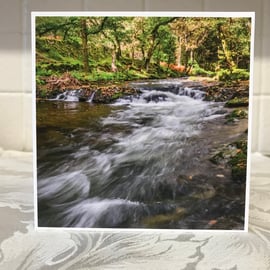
208 219 218 226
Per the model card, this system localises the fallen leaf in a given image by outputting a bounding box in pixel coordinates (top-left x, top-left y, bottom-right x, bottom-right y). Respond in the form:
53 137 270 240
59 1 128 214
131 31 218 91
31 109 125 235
208 219 218 225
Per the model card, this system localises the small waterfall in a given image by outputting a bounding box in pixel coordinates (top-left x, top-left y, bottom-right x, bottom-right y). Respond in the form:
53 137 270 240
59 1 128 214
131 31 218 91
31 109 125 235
87 91 96 103
54 90 80 102
52 89 97 103
130 80 206 101
178 87 205 100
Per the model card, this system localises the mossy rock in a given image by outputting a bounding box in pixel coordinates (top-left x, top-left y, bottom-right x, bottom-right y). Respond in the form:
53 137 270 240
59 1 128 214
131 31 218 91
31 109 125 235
143 207 186 228
225 109 248 123
229 140 247 182
210 139 247 183
225 97 249 108
210 145 239 165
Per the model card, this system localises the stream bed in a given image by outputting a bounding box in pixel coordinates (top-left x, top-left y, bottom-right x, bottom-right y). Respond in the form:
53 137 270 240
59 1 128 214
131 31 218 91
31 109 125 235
37 79 247 230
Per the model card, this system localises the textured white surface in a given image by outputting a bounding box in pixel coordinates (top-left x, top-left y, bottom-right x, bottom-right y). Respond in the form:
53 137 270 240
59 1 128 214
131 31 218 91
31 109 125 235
0 93 24 150
259 97 270 153
0 151 269 269
0 1 269 268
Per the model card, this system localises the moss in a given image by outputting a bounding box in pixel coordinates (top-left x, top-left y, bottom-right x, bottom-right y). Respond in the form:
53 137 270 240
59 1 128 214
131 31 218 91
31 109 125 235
225 97 249 108
231 68 250 81
190 65 215 77
225 109 248 123
111 92 123 100
234 139 247 152
229 139 247 182
36 76 46 86
143 207 186 228
229 148 247 182
217 69 231 81
38 89 47 98
210 151 225 165
210 139 247 183
217 68 249 82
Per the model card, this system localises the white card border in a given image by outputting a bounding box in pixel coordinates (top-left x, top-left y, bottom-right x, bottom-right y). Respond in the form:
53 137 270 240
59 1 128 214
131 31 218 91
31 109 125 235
32 11 255 233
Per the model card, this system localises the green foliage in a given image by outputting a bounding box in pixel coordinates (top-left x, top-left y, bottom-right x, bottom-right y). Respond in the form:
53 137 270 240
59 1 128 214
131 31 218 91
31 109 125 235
231 69 249 81
47 49 63 60
70 71 89 81
111 92 123 100
217 68 249 81
62 57 83 70
38 89 48 98
36 57 83 77
122 69 149 80
36 76 46 86
35 16 252 88
95 71 118 81
36 64 55 77
190 62 215 77
153 24 177 64
217 69 232 81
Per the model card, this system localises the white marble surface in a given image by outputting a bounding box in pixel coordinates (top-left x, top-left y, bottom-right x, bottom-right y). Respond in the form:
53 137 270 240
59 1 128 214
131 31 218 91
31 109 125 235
0 150 269 269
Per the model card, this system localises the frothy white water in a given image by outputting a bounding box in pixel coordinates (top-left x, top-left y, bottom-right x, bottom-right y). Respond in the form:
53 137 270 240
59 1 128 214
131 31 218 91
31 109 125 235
38 171 90 204
54 90 80 102
87 90 96 103
38 79 229 228
61 197 141 227
53 89 96 102
67 85 224 200
38 170 143 227
178 87 205 99
84 87 221 201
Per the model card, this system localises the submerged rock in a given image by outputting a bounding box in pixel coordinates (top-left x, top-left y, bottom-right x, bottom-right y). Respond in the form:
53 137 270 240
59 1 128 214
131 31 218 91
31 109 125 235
175 174 216 200
210 139 247 183
202 81 249 103
225 109 248 124
143 93 168 103
214 109 228 115
142 207 186 228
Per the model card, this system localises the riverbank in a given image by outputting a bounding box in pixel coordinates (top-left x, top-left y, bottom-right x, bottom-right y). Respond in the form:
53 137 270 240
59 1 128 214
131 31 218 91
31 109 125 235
37 72 141 103
37 73 249 106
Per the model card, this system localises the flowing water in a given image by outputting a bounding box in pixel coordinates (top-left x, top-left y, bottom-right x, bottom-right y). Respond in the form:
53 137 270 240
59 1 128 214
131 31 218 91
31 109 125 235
37 79 246 229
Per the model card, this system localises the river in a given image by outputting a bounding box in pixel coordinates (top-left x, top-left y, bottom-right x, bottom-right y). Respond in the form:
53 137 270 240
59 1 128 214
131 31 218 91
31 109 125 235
37 79 247 230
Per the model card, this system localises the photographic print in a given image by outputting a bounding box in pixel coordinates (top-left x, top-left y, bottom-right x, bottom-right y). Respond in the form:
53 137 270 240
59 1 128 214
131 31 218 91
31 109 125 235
33 12 254 230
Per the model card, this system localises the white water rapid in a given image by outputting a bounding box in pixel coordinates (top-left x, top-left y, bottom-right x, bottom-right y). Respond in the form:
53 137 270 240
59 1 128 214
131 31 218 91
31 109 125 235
37 79 242 229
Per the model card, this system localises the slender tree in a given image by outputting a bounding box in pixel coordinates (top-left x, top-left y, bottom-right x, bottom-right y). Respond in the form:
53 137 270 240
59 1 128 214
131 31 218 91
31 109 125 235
81 18 90 73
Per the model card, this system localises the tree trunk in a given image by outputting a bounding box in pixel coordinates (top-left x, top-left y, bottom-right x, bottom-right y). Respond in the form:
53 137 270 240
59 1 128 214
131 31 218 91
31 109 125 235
144 57 151 71
81 18 90 73
220 38 236 69
115 38 122 60
190 50 194 63
176 36 182 66
111 53 117 72
218 25 236 70
144 40 156 71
